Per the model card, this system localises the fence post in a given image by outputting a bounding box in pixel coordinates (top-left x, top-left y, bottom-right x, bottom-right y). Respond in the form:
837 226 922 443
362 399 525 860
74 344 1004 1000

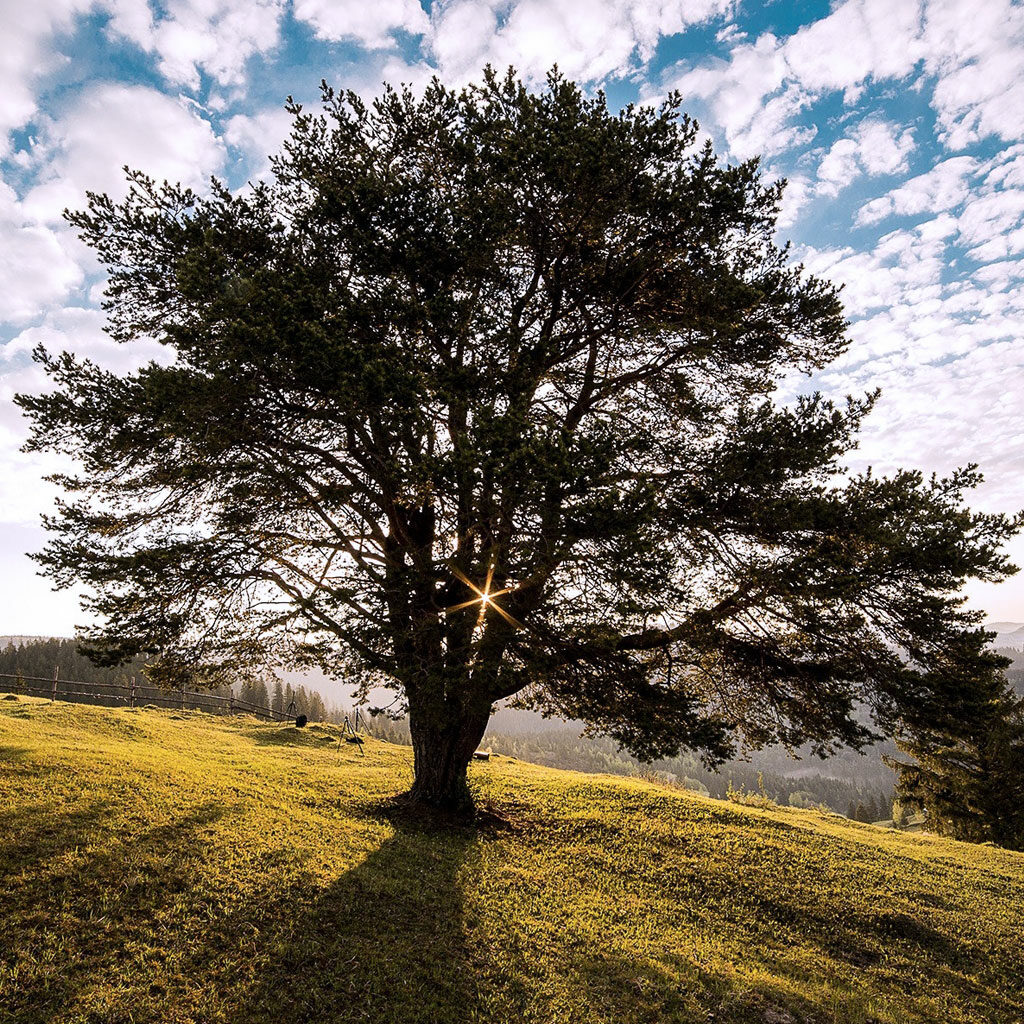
181 681 186 711
51 666 59 702
130 676 136 708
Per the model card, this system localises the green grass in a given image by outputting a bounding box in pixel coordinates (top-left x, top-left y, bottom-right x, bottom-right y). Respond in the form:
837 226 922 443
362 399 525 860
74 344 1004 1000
1 696 1022 1024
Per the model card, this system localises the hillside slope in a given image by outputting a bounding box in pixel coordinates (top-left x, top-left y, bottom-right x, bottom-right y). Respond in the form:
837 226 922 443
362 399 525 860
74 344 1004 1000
1 697 1022 1024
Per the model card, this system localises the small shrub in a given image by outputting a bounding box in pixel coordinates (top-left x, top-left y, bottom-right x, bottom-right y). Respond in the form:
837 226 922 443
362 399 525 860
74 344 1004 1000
726 772 778 809
788 790 824 811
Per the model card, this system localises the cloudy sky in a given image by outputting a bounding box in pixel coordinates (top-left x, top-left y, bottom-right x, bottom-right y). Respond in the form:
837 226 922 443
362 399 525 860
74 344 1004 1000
1 0 1023 635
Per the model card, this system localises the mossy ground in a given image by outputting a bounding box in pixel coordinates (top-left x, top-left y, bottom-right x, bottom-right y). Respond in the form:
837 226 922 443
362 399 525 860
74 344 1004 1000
1 695 1022 1024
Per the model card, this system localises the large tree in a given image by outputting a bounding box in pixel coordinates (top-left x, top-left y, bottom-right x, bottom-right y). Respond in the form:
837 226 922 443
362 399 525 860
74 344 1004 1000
20 70 1020 809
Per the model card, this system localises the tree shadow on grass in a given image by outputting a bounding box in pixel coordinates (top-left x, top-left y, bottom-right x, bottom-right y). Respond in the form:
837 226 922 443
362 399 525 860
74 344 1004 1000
6 782 1018 1024
0 799 231 1024
213 802 495 1024
0 796 114 875
246 725 340 749
0 785 509 1024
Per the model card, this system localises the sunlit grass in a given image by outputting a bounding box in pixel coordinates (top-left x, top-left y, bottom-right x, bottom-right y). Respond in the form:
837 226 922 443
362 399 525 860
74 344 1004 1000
1 694 1022 1024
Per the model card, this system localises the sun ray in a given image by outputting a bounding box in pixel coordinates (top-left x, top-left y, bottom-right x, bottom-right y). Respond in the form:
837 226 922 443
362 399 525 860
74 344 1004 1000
443 597 486 615
442 558 523 630
489 601 526 631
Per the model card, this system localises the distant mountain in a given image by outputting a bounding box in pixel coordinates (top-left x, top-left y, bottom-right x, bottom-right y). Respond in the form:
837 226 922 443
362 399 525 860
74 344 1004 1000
986 622 1024 650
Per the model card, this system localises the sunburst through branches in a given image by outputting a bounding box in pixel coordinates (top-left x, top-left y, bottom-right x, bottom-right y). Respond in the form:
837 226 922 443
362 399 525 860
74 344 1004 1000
444 561 524 631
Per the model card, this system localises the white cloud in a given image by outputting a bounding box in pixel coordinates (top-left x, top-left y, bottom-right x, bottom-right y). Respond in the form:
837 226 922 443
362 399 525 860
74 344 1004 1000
0 311 107 529
799 213 1024 490
294 0 429 48
664 0 1024 164
816 119 915 197
668 32 790 158
715 23 744 46
0 0 92 156
815 139 859 197
0 182 83 325
664 0 924 160
428 0 734 86
729 83 815 159
3 305 165 373
224 106 294 180
105 0 286 91
0 307 169 530
958 189 1024 261
973 260 1024 289
984 146 1024 190
1 0 287 156
775 173 812 229
922 0 1024 150
856 156 977 225
857 120 916 176
801 225 948 324
782 0 924 95
22 83 226 223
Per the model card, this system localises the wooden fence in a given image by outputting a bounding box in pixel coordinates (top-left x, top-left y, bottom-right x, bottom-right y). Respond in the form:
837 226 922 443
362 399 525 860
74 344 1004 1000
0 668 340 725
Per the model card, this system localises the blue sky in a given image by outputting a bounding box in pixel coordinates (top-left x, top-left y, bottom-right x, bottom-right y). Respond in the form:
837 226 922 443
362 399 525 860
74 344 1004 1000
2 0 1023 634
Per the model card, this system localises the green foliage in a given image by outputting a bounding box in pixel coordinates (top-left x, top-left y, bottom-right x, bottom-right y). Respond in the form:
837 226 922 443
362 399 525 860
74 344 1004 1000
2 699 1024 1023
890 673 1024 850
16 67 1021 805
726 772 777 809
238 676 270 708
0 638 346 723
892 799 909 829
787 790 822 810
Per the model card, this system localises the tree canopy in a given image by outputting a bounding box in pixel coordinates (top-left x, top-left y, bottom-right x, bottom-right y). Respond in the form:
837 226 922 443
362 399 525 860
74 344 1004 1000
19 69 1021 809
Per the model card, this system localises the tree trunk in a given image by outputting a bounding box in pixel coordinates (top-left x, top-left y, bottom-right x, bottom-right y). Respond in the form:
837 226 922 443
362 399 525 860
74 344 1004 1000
405 700 491 812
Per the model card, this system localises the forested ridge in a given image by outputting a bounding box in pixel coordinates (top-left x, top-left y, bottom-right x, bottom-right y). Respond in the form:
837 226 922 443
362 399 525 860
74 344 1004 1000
362 714 897 820
996 647 1024 695
0 638 333 722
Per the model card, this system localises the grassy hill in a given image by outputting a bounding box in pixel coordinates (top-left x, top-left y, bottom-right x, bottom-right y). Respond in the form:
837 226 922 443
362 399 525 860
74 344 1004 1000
1 697 1022 1024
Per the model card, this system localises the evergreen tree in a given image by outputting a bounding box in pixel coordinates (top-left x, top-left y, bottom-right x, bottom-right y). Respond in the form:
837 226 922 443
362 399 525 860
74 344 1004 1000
890 671 1024 850
252 678 270 710
309 692 326 722
19 69 1020 810
892 799 908 829
272 679 285 714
